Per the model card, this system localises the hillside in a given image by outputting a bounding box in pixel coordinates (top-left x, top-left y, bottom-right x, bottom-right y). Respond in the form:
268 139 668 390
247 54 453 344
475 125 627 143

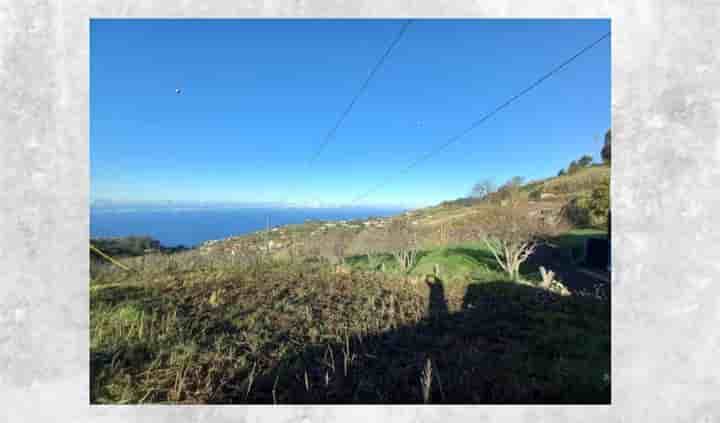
91 260 609 404
90 164 611 404
187 164 610 259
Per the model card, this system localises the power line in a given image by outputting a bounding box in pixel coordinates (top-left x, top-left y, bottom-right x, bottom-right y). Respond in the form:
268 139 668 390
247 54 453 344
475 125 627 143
348 31 611 206
307 19 413 166
276 19 413 209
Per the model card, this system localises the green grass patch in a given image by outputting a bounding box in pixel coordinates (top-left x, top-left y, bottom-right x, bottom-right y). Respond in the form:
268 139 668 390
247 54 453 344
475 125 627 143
410 243 504 282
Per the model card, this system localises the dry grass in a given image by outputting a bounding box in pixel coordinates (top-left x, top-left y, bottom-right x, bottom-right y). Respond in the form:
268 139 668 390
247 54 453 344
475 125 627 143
540 166 610 196
91 250 610 404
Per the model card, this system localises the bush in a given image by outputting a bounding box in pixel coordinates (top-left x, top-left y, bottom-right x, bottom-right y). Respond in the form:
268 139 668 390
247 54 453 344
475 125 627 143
542 167 609 195
562 178 609 228
91 236 161 257
601 129 611 164
562 195 592 227
589 179 610 222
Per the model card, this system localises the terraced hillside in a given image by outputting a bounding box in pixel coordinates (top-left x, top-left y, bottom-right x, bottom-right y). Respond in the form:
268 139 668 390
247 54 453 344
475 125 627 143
90 164 611 404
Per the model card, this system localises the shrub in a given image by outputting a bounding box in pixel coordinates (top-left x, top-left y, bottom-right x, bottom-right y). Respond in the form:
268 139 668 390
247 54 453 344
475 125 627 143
562 177 609 228
529 188 543 201
542 167 610 195
91 236 161 257
601 129 611 164
562 194 592 227
589 178 610 223
577 155 593 167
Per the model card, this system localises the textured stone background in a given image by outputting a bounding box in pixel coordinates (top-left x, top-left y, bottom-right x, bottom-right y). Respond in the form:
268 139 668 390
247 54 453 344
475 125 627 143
1 1 719 422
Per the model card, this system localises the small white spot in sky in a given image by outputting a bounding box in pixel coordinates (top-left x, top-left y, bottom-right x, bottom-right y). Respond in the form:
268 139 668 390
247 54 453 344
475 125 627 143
646 114 666 129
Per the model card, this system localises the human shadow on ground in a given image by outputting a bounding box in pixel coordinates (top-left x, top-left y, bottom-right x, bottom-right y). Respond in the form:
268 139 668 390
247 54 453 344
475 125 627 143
218 280 610 404
426 278 449 321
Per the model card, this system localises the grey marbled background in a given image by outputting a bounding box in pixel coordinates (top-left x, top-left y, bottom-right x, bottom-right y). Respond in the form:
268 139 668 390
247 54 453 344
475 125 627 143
1 0 719 422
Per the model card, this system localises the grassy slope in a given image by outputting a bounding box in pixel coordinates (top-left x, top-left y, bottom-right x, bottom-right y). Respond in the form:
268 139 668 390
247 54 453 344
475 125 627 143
90 165 611 404
539 165 609 196
406 165 610 228
91 259 609 404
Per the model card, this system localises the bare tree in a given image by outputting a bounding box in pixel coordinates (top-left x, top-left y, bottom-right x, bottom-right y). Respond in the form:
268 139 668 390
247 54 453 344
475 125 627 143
495 176 527 207
349 228 385 269
419 221 456 249
436 221 454 246
481 206 539 281
285 232 305 264
303 235 323 262
334 230 354 265
471 203 567 281
383 219 419 274
469 178 497 200
317 230 354 265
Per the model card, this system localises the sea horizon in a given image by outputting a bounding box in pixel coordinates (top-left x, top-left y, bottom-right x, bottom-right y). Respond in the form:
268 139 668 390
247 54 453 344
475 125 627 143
90 205 406 248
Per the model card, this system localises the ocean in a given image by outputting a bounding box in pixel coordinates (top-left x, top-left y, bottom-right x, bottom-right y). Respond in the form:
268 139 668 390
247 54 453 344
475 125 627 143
90 207 404 248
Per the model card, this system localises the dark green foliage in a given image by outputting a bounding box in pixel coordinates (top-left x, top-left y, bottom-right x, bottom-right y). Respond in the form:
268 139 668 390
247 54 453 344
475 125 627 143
588 178 610 222
601 129 611 164
91 236 186 258
561 196 592 227
577 155 593 167
561 176 609 228
567 155 593 175
567 160 580 174
91 236 161 257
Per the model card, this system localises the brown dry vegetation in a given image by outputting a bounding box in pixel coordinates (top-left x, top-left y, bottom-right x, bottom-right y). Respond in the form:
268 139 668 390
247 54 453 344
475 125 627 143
91 246 609 404
90 165 611 404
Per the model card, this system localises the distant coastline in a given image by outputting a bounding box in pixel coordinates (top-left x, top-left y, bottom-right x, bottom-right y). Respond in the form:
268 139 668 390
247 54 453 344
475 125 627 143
90 205 406 248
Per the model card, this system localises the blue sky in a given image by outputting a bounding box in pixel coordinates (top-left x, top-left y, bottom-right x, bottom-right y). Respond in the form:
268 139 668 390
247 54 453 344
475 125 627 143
91 19 610 209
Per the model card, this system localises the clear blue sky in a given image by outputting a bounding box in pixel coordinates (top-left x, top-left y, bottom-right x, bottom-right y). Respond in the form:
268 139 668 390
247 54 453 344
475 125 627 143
91 19 610 209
